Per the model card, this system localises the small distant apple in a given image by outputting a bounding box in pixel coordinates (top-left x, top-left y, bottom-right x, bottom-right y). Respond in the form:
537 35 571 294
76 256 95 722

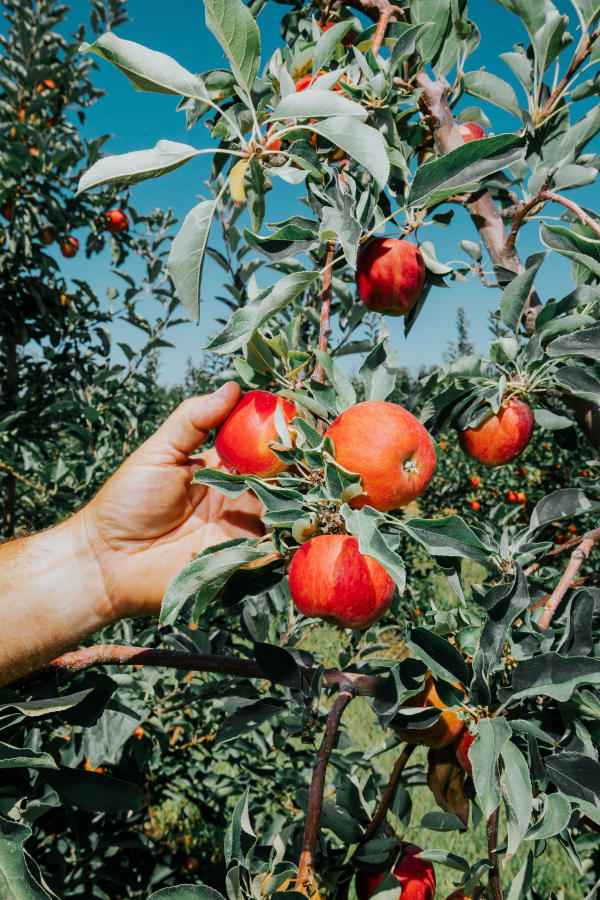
105 209 129 234
59 236 79 258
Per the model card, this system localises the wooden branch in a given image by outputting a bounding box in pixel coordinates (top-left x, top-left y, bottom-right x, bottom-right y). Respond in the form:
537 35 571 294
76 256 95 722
18 644 383 697
506 188 600 249
296 687 355 889
538 25 600 121
524 531 590 576
530 573 600 613
371 5 393 57
313 240 335 388
537 526 600 628
486 807 503 900
362 744 415 843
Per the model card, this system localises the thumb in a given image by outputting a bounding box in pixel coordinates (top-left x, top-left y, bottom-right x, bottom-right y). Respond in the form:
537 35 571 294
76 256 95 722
150 382 241 460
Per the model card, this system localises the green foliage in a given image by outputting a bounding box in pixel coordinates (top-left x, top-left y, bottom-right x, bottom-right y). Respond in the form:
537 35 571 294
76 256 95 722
3 0 600 898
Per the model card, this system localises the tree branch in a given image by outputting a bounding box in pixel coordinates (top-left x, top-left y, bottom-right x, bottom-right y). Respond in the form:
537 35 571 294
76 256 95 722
486 807 503 900
362 744 415 843
16 644 383 697
506 188 600 249
296 687 355 890
537 525 600 628
530 573 600 613
313 240 335 389
538 25 600 122
524 530 592 577
371 5 393 57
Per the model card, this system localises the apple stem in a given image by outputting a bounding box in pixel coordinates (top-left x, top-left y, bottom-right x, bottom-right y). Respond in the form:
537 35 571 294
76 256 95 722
296 686 355 890
486 807 504 900
537 525 600 629
362 743 416 842
313 241 335 386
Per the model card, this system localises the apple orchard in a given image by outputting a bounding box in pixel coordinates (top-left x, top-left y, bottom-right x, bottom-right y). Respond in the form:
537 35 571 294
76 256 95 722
3 0 600 898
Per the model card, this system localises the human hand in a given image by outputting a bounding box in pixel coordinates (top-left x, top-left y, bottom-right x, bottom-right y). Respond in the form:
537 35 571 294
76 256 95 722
79 382 264 620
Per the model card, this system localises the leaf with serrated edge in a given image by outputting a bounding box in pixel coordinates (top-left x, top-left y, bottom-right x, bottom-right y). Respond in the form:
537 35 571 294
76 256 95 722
167 198 220 323
78 140 202 194
204 0 261 97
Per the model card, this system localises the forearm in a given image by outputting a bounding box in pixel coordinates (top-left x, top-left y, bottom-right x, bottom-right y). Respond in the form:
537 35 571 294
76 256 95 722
0 513 115 686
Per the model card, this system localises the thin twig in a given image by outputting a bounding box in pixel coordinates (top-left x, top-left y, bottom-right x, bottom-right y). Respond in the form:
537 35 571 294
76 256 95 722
296 687 355 890
506 187 600 250
362 744 415 843
371 5 393 57
530 574 600 613
486 807 503 900
537 526 600 628
524 531 590 577
312 240 335 389
16 645 384 696
0 460 48 495
538 25 600 121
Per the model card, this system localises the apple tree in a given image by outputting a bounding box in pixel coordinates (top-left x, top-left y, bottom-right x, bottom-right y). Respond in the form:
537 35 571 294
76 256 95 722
3 0 600 898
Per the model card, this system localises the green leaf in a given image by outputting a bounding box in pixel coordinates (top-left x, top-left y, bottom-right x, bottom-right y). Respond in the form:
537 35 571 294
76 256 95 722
160 540 268 625
462 70 522 118
314 351 356 411
420 811 468 832
0 742 57 770
149 887 226 900
0 689 93 718
555 365 600 403
224 789 256 865
570 0 600 28
408 133 524 208
526 488 600 533
540 222 600 278
207 270 318 354
545 753 600 805
359 320 399 401
525 793 572 840
167 198 220 323
271 91 367 121
499 252 547 332
506 853 533 900
390 23 431 73
501 741 533 856
243 222 317 261
480 567 530 675
191 468 252 497
204 0 261 96
340 504 406 592
41 767 142 813
216 697 285 743
470 717 512 817
401 516 496 561
312 21 355 73
507 653 600 702
405 625 469 686
548 323 600 362
80 31 206 97
0 815 55 899
244 158 271 233
78 140 202 194
309 117 390 189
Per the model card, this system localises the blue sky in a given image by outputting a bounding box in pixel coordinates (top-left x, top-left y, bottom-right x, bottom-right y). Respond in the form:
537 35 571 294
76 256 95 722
55 0 598 386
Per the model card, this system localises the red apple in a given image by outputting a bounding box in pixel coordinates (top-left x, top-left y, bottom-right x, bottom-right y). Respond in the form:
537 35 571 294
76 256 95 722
456 730 475 776
59 236 79 258
288 534 394 630
262 124 282 153
295 71 345 94
215 389 295 478
458 121 486 142
37 78 56 92
105 209 129 234
325 401 436 511
356 843 436 900
457 398 534 467
393 675 466 749
470 500 480 511
355 238 425 316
